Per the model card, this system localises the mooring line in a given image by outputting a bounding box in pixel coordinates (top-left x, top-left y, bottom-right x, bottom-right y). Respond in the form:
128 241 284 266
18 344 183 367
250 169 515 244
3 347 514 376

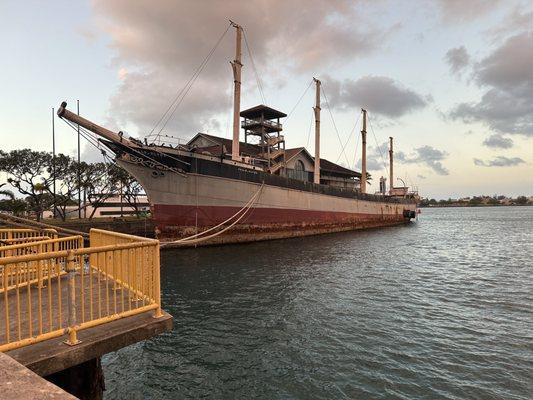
160 183 264 247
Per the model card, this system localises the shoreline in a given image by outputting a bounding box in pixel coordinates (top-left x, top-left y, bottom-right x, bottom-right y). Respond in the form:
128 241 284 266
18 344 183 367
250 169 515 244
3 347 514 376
419 204 532 208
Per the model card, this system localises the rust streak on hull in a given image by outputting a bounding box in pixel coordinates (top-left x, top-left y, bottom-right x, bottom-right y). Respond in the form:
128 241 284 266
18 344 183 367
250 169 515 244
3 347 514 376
156 204 411 247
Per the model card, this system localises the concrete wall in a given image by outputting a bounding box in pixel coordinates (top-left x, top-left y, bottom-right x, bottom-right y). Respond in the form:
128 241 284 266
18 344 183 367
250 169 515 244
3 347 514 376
50 218 156 238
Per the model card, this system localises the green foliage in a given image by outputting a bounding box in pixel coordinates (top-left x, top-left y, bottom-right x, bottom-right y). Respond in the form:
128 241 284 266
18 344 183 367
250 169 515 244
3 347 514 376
469 197 483 205
0 149 54 220
111 165 145 217
0 149 145 220
487 197 500 205
516 196 528 205
0 190 27 215
418 195 530 207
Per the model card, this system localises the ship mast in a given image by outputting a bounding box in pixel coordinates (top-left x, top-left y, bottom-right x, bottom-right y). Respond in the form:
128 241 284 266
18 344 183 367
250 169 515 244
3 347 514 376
231 21 243 162
361 109 367 194
389 137 394 195
313 78 321 185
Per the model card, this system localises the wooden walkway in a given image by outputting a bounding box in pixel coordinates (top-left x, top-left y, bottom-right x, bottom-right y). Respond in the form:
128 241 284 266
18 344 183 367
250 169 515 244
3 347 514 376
1 272 172 376
0 227 172 399
1 271 153 345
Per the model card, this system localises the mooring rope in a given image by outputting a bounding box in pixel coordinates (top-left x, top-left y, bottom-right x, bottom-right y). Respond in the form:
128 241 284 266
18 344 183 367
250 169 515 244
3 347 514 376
160 184 264 247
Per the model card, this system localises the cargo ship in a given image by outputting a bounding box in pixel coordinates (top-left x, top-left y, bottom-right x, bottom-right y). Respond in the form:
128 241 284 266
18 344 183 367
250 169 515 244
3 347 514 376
57 22 418 246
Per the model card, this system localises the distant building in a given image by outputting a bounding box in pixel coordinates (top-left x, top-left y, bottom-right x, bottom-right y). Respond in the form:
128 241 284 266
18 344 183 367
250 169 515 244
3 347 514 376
44 195 150 219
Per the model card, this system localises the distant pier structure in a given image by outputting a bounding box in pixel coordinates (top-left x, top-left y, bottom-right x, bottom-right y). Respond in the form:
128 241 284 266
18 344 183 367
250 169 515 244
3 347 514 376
0 227 172 399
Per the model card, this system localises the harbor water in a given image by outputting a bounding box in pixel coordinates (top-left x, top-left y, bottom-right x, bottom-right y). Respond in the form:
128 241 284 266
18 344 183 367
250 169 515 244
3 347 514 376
103 206 532 399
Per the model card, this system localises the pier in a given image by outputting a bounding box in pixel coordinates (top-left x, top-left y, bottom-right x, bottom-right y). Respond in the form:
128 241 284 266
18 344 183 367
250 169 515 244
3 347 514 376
0 228 172 399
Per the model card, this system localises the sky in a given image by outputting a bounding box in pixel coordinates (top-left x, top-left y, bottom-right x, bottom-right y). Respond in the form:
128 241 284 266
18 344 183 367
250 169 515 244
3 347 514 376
0 0 532 199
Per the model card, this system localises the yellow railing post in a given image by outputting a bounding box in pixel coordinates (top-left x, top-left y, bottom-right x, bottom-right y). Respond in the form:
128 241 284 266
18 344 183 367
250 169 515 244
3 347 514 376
37 242 46 289
154 243 162 318
64 251 80 346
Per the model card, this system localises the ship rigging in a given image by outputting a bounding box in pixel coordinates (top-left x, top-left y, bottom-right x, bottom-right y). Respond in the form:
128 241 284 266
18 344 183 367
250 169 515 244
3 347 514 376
57 21 418 246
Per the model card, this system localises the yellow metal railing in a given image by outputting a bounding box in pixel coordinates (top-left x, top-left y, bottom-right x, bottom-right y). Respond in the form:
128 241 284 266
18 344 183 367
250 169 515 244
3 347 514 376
0 228 58 244
89 228 147 246
0 236 84 258
0 228 161 352
0 236 84 295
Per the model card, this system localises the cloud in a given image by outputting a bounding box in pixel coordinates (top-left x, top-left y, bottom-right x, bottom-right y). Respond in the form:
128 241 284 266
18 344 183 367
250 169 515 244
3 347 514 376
490 8 533 36
77 26 99 44
363 142 449 176
325 75 428 118
117 67 128 80
435 0 502 23
417 174 427 180
450 32 533 137
396 145 450 175
473 156 525 167
91 0 394 138
482 134 513 149
444 46 470 75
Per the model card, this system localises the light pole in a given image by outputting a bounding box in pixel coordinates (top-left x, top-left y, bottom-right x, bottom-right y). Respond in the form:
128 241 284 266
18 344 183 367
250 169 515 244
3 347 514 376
77 100 81 219
52 107 56 219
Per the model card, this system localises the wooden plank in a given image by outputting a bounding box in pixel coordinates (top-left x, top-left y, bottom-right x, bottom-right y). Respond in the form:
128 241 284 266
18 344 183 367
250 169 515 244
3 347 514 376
0 273 140 344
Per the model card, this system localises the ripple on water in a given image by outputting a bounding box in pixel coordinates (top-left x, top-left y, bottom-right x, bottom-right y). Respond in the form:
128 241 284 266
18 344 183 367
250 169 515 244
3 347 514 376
103 207 533 399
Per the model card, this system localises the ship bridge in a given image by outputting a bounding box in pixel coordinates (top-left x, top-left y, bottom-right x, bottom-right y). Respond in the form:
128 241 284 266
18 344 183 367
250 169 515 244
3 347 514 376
240 105 287 172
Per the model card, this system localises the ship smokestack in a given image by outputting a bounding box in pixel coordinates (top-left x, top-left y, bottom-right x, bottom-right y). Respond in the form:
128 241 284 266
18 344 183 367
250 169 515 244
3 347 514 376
389 136 394 195
313 78 321 185
361 109 367 194
231 22 243 162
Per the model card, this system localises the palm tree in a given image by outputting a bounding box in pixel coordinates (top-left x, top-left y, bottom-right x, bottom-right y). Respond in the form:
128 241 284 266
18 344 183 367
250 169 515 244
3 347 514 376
0 189 15 200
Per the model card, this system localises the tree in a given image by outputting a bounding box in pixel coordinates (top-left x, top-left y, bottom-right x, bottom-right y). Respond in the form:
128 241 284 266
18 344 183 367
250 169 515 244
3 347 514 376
0 190 27 216
0 149 54 220
83 163 122 219
418 198 430 207
48 155 94 221
469 196 482 206
516 196 528 205
112 165 146 217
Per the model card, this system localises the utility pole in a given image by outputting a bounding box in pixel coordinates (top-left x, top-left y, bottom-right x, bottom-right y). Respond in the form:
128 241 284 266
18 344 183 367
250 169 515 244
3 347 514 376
77 99 81 218
120 183 124 218
52 107 56 219
231 21 242 162
313 78 321 185
389 137 394 195
361 109 367 194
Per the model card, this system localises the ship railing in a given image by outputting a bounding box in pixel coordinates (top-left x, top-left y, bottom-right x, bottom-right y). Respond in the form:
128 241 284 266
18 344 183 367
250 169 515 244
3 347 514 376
241 118 282 130
0 228 161 352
